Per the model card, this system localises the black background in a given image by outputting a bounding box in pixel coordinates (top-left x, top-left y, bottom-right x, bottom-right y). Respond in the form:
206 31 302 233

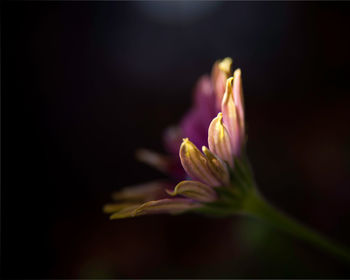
2 2 350 278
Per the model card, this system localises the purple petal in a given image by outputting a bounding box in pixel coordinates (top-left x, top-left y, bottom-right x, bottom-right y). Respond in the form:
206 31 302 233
163 125 182 156
180 75 218 149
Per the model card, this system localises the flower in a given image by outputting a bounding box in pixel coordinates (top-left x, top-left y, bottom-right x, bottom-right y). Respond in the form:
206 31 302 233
102 58 350 266
104 58 248 219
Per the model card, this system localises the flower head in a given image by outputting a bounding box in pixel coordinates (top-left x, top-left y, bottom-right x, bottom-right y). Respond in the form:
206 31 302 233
103 60 350 264
104 58 252 219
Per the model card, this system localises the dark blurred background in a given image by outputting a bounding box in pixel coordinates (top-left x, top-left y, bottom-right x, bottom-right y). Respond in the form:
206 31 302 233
2 1 350 278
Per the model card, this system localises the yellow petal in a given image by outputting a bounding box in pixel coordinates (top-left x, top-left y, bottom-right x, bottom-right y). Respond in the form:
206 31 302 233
179 138 220 186
103 202 139 214
166 180 217 202
109 204 142 219
208 113 234 167
134 198 201 216
202 146 230 185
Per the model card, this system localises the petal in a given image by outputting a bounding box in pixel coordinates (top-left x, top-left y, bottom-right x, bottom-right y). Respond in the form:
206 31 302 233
109 204 143 219
211 57 233 110
180 109 209 150
135 148 172 173
202 146 230 185
166 180 217 202
103 202 140 214
193 75 216 113
179 138 220 186
233 69 245 138
179 75 218 152
208 113 234 167
112 181 167 202
222 77 241 156
163 125 182 156
134 198 201 216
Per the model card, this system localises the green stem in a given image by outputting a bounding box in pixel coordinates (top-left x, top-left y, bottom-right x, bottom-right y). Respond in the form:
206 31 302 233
240 190 350 264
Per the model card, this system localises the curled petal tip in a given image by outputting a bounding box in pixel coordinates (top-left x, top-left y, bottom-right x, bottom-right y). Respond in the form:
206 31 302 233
201 146 211 155
165 188 176 197
218 57 233 75
181 138 190 146
234 68 241 77
223 77 234 104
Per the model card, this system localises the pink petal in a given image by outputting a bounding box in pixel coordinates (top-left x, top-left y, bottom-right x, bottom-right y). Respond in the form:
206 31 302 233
211 58 233 110
233 69 245 138
221 77 241 156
